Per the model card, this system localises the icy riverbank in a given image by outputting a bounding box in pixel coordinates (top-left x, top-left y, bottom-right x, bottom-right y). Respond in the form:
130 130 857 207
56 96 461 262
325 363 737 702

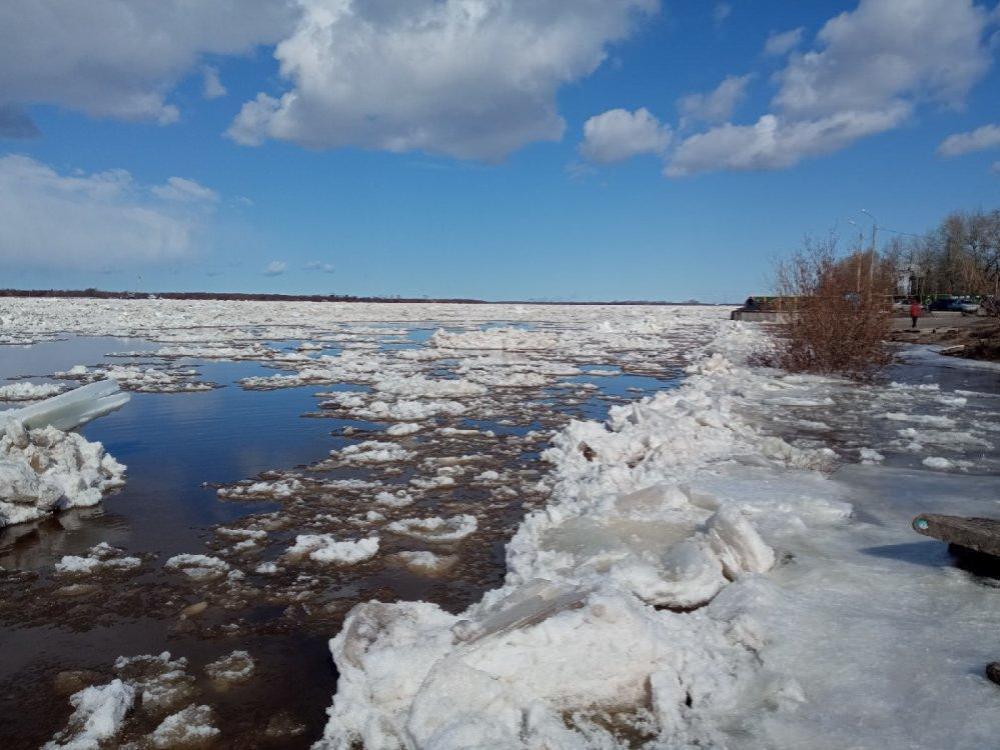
317 324 1000 750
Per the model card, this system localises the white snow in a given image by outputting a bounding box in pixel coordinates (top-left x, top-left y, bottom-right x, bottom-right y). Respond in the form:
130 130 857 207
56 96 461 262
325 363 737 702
374 490 415 508
314 320 1000 750
164 554 231 581
332 441 414 464
384 515 478 543
205 650 255 683
149 704 219 748
392 550 458 576
8 298 1000 748
55 543 141 575
0 420 126 528
287 534 380 565
0 381 64 401
44 679 135 750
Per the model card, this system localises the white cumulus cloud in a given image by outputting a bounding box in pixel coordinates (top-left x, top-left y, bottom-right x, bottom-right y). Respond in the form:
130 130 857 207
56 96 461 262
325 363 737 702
678 74 753 126
763 28 804 57
664 0 995 177
580 108 671 163
667 106 909 176
264 261 287 276
0 1 295 127
773 0 991 119
228 0 658 161
0 154 211 268
937 123 1000 157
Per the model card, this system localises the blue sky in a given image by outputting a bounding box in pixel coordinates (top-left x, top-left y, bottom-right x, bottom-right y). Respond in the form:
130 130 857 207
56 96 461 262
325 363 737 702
1 0 998 301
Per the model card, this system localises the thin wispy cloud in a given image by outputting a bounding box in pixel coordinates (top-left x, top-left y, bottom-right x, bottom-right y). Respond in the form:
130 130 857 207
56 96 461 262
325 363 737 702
304 261 335 273
264 260 286 276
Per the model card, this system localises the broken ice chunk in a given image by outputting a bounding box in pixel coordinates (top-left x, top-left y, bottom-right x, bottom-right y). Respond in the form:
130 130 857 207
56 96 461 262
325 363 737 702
287 535 380 565
205 650 255 684
44 679 136 749
385 515 478 543
149 704 220 748
452 579 592 643
2 379 129 435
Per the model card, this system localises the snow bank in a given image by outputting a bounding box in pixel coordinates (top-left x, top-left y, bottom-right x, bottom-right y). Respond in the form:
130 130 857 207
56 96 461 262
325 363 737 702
315 322 857 750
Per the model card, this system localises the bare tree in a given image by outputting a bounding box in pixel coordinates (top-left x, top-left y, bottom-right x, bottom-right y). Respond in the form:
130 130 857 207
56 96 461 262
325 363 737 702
764 236 894 379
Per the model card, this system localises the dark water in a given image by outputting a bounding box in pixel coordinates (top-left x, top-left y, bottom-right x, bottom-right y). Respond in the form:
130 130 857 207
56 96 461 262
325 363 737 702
0 334 680 749
0 339 353 748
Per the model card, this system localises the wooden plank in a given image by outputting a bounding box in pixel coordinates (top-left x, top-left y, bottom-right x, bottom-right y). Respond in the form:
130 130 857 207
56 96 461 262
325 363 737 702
912 514 1000 558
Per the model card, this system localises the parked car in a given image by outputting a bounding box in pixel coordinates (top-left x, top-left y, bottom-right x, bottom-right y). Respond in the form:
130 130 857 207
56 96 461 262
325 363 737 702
926 297 966 312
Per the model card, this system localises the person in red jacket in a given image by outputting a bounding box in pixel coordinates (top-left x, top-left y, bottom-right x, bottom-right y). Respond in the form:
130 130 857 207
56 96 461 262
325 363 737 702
909 299 922 328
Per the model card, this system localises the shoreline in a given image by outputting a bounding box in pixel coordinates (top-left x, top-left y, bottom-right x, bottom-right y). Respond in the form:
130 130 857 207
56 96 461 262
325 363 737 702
890 314 1000 362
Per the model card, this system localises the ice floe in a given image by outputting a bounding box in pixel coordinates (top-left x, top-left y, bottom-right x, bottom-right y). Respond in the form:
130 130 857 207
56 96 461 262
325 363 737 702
0 419 126 527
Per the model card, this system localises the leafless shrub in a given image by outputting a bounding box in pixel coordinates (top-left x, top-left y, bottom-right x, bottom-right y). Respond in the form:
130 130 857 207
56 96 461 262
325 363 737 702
763 236 894 380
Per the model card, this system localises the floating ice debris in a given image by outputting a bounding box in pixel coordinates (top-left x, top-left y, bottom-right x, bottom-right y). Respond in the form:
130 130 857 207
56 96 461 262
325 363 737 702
55 543 141 575
164 554 231 581
114 652 195 716
44 679 135 750
55 364 215 393
374 489 415 508
205 650 255 683
385 515 478 543
430 326 560 351
287 535 380 565
879 412 957 428
1 379 129 434
859 448 885 463
149 704 220 748
386 422 422 436
392 551 458 576
0 420 126 528
922 456 956 470
334 441 414 463
0 381 64 402
217 478 302 500
255 562 280 575
373 374 487 398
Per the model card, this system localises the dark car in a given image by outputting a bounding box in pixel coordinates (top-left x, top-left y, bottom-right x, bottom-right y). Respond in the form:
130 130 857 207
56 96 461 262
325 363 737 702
926 297 967 312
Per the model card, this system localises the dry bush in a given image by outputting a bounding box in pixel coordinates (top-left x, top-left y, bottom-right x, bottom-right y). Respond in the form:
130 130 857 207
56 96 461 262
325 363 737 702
763 237 894 380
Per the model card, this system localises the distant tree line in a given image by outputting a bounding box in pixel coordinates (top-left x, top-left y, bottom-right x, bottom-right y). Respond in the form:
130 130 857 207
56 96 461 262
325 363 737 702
0 289 714 306
883 207 1000 298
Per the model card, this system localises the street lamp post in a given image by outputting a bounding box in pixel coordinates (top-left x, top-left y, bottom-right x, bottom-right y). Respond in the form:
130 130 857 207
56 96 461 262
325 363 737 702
861 209 878 289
